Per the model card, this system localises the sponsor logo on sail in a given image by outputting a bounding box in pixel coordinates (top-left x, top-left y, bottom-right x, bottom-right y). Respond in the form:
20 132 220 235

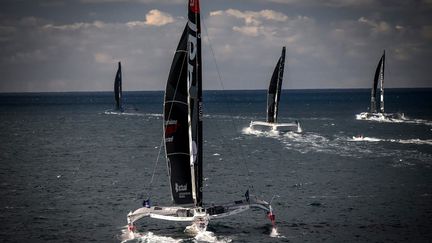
165 120 178 142
175 183 188 193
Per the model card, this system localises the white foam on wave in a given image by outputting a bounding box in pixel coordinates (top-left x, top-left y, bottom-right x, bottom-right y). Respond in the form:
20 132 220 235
281 132 426 160
242 126 279 137
204 114 250 120
194 230 232 243
389 138 432 146
282 132 333 154
246 123 432 165
103 111 162 118
121 231 182 243
348 136 382 142
269 227 285 238
103 111 144 116
356 113 432 126
348 136 432 145
146 113 163 117
120 227 232 243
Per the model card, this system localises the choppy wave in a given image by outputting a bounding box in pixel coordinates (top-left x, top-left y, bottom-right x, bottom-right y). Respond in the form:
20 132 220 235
348 136 382 142
349 136 432 145
244 127 432 165
389 138 432 145
121 230 181 243
242 126 279 137
269 227 285 238
120 228 232 243
355 113 432 126
103 111 162 118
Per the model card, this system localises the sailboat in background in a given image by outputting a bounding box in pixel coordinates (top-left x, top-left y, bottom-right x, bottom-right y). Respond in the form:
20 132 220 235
114 61 123 112
249 46 301 133
127 0 276 236
357 50 404 121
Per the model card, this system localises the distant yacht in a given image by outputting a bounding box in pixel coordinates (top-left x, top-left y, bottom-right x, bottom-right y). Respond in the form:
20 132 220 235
357 50 404 121
114 61 123 112
249 46 301 133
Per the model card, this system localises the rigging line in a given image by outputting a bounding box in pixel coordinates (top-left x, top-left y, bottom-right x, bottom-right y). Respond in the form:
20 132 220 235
144 40 188 200
201 18 254 193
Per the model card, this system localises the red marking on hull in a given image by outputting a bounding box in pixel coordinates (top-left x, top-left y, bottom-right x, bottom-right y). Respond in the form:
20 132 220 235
267 212 276 226
128 224 136 232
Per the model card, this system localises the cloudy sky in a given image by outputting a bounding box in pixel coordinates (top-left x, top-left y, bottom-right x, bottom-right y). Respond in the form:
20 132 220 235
0 0 431 92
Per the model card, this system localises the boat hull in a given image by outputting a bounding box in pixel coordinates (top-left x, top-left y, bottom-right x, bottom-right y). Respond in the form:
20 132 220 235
127 197 274 233
249 120 302 133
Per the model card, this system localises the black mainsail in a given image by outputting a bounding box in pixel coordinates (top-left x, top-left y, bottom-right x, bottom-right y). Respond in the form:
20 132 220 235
114 62 122 111
370 50 385 113
164 0 202 207
266 47 286 123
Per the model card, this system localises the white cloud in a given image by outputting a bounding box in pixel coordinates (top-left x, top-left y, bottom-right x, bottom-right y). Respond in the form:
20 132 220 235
258 0 379 8
126 9 174 27
211 9 288 25
94 52 113 64
43 20 106 31
358 17 391 34
80 0 183 3
144 9 174 26
210 9 288 37
232 26 260 37
8 49 49 63
0 2 431 92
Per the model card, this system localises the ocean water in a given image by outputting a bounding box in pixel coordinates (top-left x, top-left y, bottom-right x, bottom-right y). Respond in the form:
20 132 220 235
0 89 431 242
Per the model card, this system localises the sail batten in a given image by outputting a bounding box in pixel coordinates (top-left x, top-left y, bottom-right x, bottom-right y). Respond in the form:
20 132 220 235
165 100 188 106
266 47 286 123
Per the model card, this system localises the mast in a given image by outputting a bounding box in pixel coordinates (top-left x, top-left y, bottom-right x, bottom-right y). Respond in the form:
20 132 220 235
266 47 286 123
114 62 122 111
187 0 203 207
379 50 385 113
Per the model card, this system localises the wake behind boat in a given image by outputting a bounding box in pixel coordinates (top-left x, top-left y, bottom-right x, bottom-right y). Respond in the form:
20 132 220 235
357 50 404 121
249 46 301 133
126 0 276 237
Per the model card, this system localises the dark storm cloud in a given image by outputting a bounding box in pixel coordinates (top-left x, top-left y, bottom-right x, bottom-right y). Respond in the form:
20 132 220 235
0 0 430 92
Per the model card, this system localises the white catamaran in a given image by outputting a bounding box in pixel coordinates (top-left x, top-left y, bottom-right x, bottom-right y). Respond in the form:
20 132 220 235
127 0 276 235
249 47 302 133
357 50 404 121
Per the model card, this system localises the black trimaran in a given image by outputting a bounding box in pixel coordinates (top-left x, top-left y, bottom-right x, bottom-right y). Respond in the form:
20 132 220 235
358 50 404 120
127 0 275 233
114 61 123 112
249 46 301 132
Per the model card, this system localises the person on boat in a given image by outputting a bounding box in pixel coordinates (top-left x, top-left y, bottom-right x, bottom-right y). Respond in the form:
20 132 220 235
143 198 151 208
